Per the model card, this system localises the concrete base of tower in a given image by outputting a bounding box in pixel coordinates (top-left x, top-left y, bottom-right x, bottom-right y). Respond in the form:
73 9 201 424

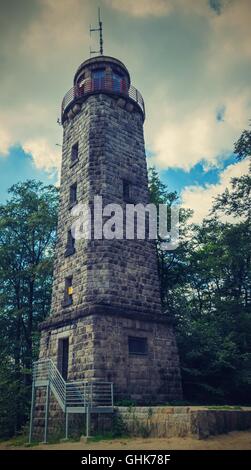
39 310 183 404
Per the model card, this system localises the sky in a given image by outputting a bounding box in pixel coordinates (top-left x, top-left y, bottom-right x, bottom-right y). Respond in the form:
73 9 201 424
0 0 250 222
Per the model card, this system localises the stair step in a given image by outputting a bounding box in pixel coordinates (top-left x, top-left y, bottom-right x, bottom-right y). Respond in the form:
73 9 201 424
29 359 114 443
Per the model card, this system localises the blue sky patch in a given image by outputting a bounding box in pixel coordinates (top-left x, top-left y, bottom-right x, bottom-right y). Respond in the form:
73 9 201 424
154 154 236 196
0 146 58 203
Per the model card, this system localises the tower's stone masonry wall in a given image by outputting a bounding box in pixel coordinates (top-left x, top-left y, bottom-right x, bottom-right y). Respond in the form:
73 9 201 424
50 94 162 320
39 316 95 380
32 389 65 441
91 314 182 402
39 313 182 402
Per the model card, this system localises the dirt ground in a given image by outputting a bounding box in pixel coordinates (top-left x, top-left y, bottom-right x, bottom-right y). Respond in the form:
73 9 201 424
0 430 250 451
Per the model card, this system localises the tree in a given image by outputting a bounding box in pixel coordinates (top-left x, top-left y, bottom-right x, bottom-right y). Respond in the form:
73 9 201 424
177 216 251 403
148 167 192 314
0 180 58 437
212 174 251 220
148 163 251 404
234 126 251 161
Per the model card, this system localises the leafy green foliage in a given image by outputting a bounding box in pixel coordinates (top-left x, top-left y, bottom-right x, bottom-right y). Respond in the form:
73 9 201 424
148 163 251 405
234 127 251 161
0 180 58 437
148 167 193 313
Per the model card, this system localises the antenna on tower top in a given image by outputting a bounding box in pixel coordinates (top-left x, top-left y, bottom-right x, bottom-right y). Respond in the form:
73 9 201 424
90 7 104 56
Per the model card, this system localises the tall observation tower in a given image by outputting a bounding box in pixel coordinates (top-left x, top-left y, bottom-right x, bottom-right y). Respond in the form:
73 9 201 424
36 33 182 431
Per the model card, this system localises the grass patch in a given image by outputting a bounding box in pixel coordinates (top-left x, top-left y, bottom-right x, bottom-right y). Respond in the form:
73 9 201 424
88 433 128 443
0 434 39 448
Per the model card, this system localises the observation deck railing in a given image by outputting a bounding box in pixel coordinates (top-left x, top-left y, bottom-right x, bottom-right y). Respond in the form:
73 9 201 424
61 77 145 121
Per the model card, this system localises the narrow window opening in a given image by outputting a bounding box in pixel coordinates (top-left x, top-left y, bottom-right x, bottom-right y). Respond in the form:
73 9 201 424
65 229 75 257
64 276 73 306
123 179 131 202
71 142 79 163
69 182 77 206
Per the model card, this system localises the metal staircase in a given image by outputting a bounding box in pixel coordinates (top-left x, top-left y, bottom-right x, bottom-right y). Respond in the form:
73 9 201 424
29 359 114 443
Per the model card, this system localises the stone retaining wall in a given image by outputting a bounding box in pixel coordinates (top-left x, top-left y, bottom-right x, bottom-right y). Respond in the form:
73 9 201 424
116 407 251 439
32 405 251 441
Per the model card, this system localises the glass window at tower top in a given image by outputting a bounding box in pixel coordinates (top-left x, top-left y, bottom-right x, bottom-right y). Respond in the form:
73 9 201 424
93 69 105 90
93 69 105 79
113 72 123 92
91 69 126 93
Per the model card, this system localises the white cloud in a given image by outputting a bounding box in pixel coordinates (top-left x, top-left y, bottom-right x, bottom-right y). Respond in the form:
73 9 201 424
181 158 250 223
148 90 251 171
0 126 12 156
209 0 251 67
104 0 174 17
104 0 225 18
23 138 61 172
0 0 89 174
20 0 90 64
144 0 251 171
0 103 62 174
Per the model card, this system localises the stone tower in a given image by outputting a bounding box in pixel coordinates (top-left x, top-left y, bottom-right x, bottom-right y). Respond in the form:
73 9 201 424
39 55 182 403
